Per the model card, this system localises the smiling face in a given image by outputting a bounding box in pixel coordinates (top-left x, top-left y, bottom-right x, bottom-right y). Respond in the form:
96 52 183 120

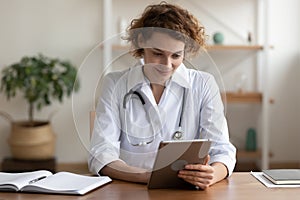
140 32 185 86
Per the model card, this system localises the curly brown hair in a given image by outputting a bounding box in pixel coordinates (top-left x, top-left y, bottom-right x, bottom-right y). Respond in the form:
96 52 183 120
125 1 207 58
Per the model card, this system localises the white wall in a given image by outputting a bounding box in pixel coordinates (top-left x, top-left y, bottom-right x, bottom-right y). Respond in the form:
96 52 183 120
268 0 300 162
0 0 102 163
0 0 299 165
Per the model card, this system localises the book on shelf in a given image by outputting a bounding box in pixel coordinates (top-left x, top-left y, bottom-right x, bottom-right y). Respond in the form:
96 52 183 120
262 169 300 185
0 170 112 195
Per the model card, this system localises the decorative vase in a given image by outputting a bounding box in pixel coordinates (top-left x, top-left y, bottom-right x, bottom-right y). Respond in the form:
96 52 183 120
246 128 257 151
8 121 56 160
213 32 224 44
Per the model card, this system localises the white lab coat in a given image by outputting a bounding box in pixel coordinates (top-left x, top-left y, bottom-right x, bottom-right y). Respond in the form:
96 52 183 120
89 62 236 176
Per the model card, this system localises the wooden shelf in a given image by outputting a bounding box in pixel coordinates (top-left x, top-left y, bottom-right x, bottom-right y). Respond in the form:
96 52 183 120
237 149 273 159
222 92 262 103
235 149 262 172
237 150 262 159
1 157 56 173
236 150 273 171
111 44 129 51
207 45 264 51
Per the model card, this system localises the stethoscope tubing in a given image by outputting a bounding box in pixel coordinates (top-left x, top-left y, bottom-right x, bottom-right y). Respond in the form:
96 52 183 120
123 88 186 145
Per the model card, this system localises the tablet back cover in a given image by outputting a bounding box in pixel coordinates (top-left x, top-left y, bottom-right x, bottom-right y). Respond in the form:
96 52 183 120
147 139 211 189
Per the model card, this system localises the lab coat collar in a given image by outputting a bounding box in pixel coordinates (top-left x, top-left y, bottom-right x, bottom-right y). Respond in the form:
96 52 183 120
127 60 147 92
171 63 190 89
127 60 190 92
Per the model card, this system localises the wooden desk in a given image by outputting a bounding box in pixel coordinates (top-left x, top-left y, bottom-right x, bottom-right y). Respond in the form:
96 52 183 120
0 173 299 200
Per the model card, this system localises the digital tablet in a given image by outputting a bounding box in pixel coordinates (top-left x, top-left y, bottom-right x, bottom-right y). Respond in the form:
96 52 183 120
147 139 211 189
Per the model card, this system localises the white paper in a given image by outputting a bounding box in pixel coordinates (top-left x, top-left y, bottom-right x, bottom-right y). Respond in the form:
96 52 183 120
0 170 52 191
21 172 112 195
251 171 300 188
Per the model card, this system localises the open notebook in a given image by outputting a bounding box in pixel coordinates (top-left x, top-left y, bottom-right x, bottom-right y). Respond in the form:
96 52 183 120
0 170 111 195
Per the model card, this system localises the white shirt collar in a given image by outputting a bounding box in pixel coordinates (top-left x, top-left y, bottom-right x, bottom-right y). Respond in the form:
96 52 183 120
127 61 147 92
127 60 190 92
171 63 190 89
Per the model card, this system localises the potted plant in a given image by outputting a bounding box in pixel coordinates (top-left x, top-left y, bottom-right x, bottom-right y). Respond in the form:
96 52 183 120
0 54 79 160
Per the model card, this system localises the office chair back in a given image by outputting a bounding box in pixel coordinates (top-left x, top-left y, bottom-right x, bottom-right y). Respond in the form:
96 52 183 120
89 111 96 139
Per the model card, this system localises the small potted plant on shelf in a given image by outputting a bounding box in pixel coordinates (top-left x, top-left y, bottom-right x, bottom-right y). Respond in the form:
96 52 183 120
0 54 79 160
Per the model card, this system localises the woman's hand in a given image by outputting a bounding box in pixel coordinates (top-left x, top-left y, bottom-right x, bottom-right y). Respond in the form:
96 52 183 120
177 155 228 190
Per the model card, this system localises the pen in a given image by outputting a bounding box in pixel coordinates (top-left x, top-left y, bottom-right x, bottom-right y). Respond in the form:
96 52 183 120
29 176 47 184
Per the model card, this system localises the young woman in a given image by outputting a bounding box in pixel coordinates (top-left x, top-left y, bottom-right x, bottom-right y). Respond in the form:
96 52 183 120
89 2 236 190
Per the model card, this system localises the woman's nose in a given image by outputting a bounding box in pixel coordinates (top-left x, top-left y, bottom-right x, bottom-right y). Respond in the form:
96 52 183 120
161 57 172 68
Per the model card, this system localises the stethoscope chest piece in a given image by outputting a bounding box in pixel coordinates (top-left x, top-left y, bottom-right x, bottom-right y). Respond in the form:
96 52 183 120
172 131 183 140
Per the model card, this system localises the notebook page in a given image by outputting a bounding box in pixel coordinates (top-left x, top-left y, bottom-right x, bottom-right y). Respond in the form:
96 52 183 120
21 172 112 195
0 170 52 191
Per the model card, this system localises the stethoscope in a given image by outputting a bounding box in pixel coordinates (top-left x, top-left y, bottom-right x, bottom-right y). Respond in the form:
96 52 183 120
123 88 186 146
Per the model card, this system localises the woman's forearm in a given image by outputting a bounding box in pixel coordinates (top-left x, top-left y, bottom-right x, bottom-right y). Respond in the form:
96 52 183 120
100 160 151 184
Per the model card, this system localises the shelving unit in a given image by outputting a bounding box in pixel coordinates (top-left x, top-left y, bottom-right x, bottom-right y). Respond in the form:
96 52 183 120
223 92 262 103
102 0 270 171
237 150 262 160
207 45 264 51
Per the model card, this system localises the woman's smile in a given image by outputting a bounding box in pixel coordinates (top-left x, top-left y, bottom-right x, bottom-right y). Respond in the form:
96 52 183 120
154 66 173 76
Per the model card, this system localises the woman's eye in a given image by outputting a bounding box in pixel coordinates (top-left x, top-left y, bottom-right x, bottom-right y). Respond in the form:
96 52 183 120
172 54 181 59
153 52 162 56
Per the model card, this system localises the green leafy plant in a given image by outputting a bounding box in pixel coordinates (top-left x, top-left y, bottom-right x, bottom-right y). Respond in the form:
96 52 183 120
0 54 80 126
